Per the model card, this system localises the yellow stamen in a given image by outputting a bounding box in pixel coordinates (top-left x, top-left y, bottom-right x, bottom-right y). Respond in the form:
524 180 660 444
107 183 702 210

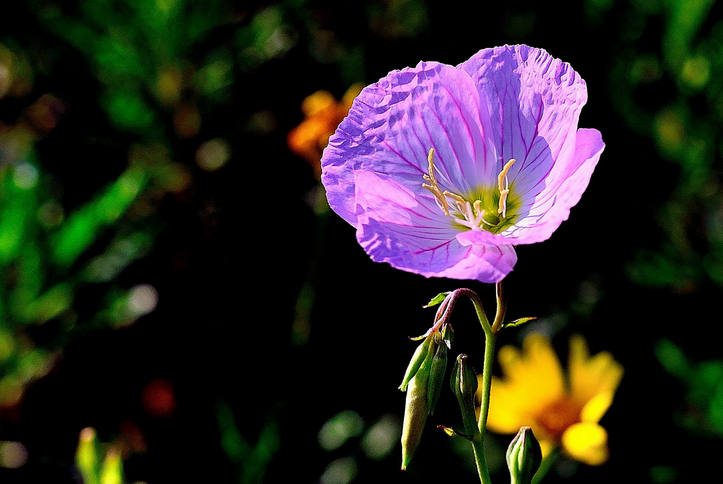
497 159 515 217
422 148 451 216
443 190 466 204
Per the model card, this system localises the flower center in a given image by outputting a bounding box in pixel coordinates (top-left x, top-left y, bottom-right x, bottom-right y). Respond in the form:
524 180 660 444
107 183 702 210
535 398 582 440
422 148 518 234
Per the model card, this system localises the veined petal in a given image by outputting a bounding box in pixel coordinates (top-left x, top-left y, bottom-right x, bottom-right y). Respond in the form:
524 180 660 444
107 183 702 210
458 45 601 243
507 129 605 243
459 45 587 191
322 61 493 226
561 422 608 465
353 171 516 282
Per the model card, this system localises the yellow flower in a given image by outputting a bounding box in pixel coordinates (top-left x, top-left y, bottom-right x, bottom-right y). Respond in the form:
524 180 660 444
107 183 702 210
478 333 623 465
287 84 363 179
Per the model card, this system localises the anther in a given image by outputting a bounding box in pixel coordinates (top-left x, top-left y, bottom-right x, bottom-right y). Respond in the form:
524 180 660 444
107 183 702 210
497 159 515 218
422 148 450 216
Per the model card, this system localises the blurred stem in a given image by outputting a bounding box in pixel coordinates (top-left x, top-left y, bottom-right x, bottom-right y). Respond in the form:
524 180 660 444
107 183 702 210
531 447 559 484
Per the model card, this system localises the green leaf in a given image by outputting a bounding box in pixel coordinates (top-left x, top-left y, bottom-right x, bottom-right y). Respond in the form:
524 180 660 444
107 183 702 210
423 292 451 308
503 317 537 330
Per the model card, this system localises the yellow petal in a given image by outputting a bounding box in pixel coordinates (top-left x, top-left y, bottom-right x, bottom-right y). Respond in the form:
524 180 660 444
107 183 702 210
484 377 531 433
569 335 623 404
483 334 566 437
506 334 565 406
580 391 614 423
561 422 608 465
539 440 556 459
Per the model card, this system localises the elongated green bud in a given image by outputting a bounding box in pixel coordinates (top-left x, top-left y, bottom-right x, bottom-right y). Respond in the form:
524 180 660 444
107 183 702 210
451 354 479 437
399 335 434 391
506 427 542 484
100 447 124 484
400 348 434 470
426 337 448 415
76 427 100 484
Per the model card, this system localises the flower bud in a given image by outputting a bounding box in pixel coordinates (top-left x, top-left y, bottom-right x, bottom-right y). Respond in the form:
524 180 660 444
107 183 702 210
506 426 542 484
400 347 434 470
399 335 435 392
100 447 124 484
451 354 479 437
76 427 100 484
426 336 448 415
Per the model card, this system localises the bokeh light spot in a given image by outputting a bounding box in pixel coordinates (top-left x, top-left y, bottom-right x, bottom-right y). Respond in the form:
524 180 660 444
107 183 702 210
361 414 400 460
12 162 39 189
196 138 230 171
0 441 28 469
37 201 64 227
320 457 357 484
128 284 158 316
318 410 363 451
680 56 710 89
142 378 176 417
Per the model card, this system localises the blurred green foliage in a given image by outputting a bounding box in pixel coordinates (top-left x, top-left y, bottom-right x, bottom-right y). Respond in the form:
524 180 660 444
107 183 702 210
656 339 723 437
0 0 720 481
39 0 234 135
603 0 722 289
0 139 159 405
217 401 279 484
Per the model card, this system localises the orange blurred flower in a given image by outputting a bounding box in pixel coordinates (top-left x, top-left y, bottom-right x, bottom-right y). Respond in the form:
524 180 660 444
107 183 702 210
288 84 362 179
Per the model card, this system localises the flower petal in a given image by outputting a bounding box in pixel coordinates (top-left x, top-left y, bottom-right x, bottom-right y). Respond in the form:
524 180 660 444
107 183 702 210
459 45 587 188
458 45 601 243
580 391 614 424
561 422 608 465
507 128 604 243
321 60 493 226
495 334 565 408
353 171 517 281
483 377 533 433
568 335 623 407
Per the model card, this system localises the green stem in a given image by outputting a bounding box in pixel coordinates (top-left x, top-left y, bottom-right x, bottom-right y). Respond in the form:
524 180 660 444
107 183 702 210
491 281 506 333
471 439 492 484
437 286 506 484
466 289 497 484
531 447 559 484
477 328 495 437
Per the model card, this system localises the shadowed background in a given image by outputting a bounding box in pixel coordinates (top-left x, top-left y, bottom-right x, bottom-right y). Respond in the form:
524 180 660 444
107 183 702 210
0 0 721 483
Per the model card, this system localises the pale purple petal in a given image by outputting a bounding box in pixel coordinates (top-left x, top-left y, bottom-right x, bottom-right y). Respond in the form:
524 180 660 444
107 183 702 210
320 44 603 283
322 61 493 226
353 171 517 282
458 45 590 215
505 128 604 243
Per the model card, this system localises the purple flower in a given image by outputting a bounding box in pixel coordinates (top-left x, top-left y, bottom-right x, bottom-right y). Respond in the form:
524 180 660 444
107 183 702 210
321 45 604 282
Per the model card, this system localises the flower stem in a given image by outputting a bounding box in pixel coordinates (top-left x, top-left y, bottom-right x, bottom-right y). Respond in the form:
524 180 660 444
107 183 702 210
471 439 492 484
465 289 497 484
531 447 559 484
477 326 495 437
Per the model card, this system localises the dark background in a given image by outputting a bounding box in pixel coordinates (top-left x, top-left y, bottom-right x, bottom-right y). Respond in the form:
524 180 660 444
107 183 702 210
0 0 721 483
